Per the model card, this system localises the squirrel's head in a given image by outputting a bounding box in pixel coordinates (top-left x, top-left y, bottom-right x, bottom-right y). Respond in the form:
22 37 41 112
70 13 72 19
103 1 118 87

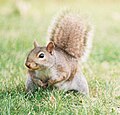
25 40 55 70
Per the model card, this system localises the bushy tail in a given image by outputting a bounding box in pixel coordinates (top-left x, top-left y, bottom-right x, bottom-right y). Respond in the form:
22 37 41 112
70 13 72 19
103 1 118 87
47 10 93 62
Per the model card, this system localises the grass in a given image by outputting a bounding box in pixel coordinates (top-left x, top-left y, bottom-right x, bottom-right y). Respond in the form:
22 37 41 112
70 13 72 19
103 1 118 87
0 0 120 114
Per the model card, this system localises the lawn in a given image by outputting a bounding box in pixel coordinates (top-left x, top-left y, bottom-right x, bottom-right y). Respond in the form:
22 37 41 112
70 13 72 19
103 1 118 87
0 0 120 114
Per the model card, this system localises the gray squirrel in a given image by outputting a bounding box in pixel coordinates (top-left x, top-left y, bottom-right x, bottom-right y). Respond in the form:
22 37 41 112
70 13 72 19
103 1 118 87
25 11 93 95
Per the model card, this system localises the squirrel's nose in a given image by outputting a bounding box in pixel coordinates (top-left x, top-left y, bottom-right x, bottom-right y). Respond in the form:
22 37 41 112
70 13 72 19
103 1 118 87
25 62 31 69
25 61 39 70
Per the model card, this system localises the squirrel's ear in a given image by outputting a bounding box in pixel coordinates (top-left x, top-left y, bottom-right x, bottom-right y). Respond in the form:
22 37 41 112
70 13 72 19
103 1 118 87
46 42 55 54
34 40 39 48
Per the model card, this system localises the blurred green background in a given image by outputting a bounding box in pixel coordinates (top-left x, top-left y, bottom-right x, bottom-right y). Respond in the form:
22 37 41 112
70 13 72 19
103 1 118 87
0 0 120 114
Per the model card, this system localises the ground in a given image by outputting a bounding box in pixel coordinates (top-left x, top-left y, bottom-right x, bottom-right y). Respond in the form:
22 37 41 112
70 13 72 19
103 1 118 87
0 0 120 114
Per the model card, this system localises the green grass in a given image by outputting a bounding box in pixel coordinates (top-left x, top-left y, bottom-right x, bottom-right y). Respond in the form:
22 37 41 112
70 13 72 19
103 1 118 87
0 0 120 114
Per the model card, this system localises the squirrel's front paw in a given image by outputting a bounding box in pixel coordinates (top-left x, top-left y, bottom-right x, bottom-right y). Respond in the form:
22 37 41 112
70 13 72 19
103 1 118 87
48 79 56 85
38 80 48 88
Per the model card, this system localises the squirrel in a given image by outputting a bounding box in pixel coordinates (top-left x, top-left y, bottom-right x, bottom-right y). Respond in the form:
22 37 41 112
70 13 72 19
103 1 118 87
25 10 93 95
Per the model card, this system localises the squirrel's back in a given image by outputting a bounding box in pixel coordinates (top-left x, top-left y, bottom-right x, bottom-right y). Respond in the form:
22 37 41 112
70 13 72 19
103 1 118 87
47 11 93 62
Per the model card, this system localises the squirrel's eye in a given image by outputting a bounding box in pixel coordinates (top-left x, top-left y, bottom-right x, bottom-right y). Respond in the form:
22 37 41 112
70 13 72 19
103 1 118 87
38 53 44 58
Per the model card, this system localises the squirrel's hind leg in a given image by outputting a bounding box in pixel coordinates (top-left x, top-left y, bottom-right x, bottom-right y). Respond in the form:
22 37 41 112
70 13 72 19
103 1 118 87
55 72 89 95
70 71 89 96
